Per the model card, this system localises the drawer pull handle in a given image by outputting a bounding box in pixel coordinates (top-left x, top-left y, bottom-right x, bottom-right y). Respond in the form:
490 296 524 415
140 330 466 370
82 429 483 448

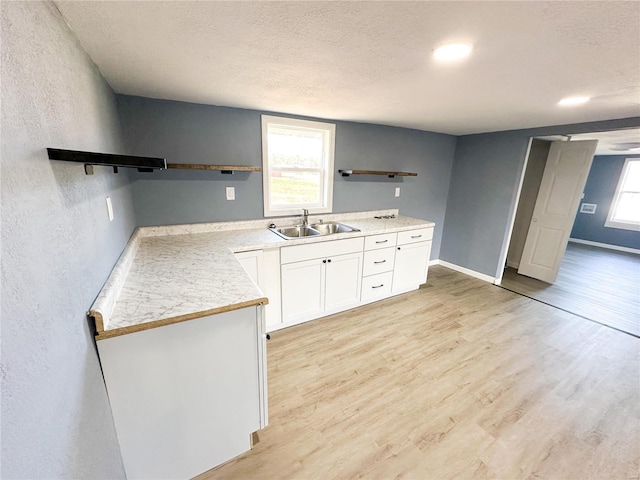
411 235 422 238
375 240 388 244
373 260 386 264
372 284 384 289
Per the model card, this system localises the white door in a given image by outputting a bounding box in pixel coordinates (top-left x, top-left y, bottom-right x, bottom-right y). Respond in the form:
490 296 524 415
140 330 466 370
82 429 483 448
392 241 431 293
518 140 597 283
324 252 363 312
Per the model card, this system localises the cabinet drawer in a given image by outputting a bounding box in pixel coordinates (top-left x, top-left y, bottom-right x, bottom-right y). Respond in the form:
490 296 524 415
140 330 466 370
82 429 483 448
364 232 397 251
281 237 364 264
362 247 395 277
397 228 433 246
361 272 393 301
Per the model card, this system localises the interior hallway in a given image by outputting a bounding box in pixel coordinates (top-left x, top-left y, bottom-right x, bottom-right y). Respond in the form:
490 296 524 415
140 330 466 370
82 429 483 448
501 242 640 337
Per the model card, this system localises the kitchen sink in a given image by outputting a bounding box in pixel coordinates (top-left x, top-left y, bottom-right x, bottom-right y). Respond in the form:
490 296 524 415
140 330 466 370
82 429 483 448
269 221 360 240
270 225 322 239
309 221 360 235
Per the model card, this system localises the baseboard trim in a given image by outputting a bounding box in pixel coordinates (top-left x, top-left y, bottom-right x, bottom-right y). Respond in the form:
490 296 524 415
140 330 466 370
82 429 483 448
569 238 640 255
434 260 497 284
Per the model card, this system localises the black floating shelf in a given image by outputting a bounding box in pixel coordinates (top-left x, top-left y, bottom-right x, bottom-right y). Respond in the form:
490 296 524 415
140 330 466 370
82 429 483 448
47 148 167 175
338 169 418 178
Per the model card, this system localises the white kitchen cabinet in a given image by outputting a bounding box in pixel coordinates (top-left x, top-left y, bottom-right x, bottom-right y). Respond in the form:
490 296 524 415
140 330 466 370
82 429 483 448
396 227 433 245
364 232 397 251
281 257 325 324
280 238 364 325
361 233 397 303
392 241 432 293
324 252 363 313
235 249 282 328
97 306 268 479
361 271 394 301
235 250 264 287
362 246 396 277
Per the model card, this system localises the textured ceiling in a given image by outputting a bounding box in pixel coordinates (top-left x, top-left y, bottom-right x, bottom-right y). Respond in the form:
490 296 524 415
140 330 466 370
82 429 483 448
569 128 640 156
55 1 640 135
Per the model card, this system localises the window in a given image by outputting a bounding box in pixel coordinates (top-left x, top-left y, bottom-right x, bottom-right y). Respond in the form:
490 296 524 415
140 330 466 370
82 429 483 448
605 158 640 231
261 115 335 217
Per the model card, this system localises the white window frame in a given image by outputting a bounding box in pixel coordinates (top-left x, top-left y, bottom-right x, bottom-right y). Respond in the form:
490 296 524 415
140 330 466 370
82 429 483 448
605 157 640 232
261 115 335 217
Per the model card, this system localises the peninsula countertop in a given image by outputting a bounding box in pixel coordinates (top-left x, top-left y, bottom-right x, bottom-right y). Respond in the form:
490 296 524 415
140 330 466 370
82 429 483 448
90 210 435 339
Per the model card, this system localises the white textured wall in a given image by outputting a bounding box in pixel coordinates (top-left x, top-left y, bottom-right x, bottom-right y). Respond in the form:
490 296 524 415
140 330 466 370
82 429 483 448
1 2 132 477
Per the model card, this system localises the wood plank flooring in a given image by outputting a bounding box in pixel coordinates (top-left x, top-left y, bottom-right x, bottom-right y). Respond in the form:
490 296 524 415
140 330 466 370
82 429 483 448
199 266 640 480
501 243 640 337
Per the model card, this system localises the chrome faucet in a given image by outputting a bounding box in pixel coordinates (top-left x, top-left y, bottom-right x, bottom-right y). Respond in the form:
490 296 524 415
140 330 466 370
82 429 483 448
302 209 309 226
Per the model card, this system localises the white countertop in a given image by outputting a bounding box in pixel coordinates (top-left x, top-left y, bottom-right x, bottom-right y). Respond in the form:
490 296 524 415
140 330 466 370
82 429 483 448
91 210 435 339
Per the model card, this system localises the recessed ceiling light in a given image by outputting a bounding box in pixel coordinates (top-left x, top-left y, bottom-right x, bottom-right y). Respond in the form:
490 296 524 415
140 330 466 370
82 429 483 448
433 43 473 61
610 142 640 151
558 96 590 106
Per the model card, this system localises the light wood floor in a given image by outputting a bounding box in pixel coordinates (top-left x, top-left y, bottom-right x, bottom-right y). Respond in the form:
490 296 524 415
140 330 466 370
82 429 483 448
501 243 640 337
200 266 640 480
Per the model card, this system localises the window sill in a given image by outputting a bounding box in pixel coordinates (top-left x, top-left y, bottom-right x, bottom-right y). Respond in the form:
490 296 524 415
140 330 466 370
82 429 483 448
604 220 640 232
265 206 333 218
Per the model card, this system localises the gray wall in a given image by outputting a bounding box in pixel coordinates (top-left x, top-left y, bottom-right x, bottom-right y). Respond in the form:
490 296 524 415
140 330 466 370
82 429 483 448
1 2 129 478
570 154 640 249
440 117 640 278
118 96 457 258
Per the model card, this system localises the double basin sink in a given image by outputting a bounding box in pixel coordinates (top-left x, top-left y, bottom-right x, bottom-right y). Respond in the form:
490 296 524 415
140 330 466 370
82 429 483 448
270 221 360 240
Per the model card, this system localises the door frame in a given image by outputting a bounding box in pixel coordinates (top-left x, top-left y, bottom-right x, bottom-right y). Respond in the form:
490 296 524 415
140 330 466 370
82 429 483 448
494 137 534 285
495 136 576 284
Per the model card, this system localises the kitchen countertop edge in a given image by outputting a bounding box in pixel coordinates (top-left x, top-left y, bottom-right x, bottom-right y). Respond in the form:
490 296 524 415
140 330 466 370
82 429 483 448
94 297 269 341
90 210 435 339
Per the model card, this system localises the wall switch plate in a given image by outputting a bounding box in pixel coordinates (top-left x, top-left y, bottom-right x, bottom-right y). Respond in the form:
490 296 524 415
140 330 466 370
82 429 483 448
106 196 114 222
226 187 235 200
395 187 400 197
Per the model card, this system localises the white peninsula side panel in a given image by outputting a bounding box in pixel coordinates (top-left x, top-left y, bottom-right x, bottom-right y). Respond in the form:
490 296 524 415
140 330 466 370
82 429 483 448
97 306 267 480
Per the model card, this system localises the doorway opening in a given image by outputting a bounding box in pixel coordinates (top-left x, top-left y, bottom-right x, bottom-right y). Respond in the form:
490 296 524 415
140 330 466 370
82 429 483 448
499 129 640 337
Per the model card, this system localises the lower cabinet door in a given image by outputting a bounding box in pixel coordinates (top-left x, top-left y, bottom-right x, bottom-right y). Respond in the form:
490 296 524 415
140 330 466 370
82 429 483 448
324 252 362 312
392 241 432 293
281 258 325 323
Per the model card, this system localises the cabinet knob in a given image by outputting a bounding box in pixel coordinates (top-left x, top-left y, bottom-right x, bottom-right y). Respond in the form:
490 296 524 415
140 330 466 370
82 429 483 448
323 259 327 263
327 259 332 263
265 334 271 340
397 247 401 250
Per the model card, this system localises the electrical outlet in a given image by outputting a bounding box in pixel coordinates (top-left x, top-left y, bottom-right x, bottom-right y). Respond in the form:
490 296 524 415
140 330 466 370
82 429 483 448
395 187 400 197
226 186 235 201
106 196 114 221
